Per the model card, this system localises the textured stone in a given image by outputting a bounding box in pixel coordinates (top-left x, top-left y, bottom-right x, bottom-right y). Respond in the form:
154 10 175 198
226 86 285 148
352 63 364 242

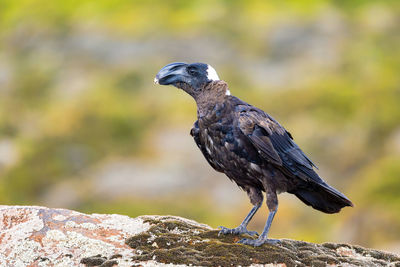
0 205 151 267
0 205 399 267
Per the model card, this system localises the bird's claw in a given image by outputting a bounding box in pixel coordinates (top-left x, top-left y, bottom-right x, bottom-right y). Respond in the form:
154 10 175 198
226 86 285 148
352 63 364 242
218 226 259 237
237 237 280 247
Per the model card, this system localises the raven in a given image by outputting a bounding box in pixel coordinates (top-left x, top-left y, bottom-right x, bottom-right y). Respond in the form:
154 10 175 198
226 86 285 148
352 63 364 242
155 62 353 246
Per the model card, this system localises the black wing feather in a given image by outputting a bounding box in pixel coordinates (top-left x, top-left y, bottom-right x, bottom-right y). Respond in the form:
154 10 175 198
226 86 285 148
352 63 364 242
238 109 323 184
247 126 282 165
264 122 352 207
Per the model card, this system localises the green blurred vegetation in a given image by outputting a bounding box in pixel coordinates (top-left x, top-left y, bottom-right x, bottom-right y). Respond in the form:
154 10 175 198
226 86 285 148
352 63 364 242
0 0 400 253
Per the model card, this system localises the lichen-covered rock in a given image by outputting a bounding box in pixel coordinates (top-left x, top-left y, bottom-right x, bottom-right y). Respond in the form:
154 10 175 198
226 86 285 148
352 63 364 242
0 205 399 267
0 205 152 266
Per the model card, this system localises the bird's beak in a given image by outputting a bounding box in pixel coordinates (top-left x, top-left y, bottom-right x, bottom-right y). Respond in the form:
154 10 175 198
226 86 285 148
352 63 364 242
154 62 188 86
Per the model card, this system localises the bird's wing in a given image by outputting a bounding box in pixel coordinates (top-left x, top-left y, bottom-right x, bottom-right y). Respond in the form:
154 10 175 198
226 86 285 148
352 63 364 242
190 120 224 172
238 107 322 183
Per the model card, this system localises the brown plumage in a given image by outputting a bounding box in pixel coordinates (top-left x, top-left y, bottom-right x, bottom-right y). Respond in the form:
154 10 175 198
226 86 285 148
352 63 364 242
155 62 353 246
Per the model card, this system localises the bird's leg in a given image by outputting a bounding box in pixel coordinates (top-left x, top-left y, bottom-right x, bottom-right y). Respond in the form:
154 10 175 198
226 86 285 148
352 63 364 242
218 203 261 236
238 186 280 246
219 187 263 237
238 207 279 246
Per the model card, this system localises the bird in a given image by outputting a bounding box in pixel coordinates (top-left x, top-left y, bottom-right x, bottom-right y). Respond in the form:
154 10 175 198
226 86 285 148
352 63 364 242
154 62 353 247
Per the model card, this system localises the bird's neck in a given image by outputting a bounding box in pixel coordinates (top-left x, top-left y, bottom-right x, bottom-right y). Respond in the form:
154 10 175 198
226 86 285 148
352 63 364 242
195 81 231 118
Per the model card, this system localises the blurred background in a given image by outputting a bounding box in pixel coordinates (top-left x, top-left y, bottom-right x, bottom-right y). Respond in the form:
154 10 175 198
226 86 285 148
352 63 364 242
0 0 399 254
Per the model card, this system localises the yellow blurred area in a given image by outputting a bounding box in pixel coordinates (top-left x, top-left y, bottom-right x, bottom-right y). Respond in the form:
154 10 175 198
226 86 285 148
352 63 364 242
0 0 400 254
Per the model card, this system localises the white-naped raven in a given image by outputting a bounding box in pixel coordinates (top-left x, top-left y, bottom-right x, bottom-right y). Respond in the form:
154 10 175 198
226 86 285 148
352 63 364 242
155 62 353 247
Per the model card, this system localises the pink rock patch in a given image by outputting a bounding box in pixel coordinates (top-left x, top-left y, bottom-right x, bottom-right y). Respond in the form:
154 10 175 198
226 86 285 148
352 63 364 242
0 205 150 266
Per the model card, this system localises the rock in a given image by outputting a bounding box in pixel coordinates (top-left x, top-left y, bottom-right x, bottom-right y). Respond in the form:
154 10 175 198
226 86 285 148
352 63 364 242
0 205 151 267
0 206 399 267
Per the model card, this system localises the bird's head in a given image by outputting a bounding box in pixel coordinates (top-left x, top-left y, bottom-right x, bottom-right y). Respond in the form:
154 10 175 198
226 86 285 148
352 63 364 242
154 62 226 98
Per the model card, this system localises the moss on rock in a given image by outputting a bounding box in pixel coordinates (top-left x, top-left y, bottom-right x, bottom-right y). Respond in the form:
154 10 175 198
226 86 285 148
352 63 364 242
125 217 400 267
80 255 121 267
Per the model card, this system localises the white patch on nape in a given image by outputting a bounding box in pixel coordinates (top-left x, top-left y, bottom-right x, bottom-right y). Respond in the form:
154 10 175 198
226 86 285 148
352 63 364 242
225 89 231 96
206 65 220 81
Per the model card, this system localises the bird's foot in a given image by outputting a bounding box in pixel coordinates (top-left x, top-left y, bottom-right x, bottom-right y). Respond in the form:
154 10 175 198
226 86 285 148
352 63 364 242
218 225 258 237
238 237 280 247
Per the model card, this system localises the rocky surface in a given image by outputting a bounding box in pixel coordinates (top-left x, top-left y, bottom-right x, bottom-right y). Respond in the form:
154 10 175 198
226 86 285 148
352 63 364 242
0 206 399 267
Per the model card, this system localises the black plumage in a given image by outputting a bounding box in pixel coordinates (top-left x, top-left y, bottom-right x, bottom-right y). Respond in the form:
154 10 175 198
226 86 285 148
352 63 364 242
155 62 353 246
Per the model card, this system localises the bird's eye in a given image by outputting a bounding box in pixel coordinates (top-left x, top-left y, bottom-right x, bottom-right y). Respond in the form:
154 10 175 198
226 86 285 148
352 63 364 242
188 68 196 75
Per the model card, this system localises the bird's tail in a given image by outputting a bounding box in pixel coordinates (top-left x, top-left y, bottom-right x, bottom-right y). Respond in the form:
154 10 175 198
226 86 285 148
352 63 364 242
292 182 353 214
